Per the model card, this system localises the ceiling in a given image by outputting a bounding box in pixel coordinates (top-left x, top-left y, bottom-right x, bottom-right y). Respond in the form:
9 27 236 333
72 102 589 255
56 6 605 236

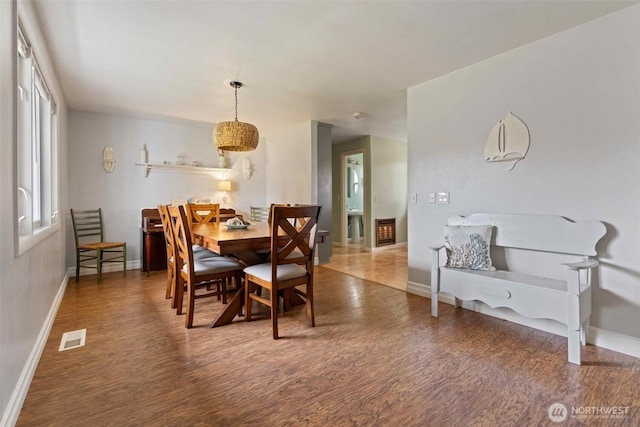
32 0 635 143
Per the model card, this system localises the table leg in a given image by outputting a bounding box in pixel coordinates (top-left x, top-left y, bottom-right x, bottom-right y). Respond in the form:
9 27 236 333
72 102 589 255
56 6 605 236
210 284 245 327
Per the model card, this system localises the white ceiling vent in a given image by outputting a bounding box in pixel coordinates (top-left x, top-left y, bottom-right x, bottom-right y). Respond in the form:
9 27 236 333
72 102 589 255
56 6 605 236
59 329 86 351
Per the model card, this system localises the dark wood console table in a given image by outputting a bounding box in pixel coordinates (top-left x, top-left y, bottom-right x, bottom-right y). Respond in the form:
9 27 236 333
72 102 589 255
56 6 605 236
141 208 167 275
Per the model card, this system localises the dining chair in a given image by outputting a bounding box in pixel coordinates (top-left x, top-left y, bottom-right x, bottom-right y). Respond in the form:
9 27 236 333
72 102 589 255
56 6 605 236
70 208 126 283
157 205 177 301
186 203 220 229
244 205 321 339
250 206 269 222
159 205 219 308
169 205 243 328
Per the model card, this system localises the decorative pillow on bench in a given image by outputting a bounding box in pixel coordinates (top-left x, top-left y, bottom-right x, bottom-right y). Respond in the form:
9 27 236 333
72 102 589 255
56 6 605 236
444 225 495 271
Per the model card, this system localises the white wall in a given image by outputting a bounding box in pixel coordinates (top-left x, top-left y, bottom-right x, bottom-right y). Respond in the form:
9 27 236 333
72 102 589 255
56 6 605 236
1 1 70 424
67 110 267 267
266 121 314 204
370 136 408 245
407 5 640 339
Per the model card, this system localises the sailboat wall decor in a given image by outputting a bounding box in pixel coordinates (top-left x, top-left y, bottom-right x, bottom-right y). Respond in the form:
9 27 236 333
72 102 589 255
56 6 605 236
484 112 530 171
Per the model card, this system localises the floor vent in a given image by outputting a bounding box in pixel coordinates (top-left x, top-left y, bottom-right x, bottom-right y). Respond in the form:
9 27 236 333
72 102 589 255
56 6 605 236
59 329 87 351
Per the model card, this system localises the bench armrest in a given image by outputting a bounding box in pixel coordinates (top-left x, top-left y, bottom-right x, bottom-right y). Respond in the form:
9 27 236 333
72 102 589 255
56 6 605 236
563 258 599 270
429 244 445 251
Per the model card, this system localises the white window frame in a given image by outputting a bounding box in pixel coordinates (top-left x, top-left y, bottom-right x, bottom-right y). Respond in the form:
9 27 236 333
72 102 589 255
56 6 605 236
16 20 59 255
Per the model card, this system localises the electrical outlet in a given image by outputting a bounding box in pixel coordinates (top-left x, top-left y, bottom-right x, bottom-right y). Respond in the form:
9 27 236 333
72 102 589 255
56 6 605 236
436 192 449 204
428 193 436 204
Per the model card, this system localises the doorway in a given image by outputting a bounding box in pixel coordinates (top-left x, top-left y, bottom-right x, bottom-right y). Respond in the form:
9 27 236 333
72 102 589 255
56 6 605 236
341 151 365 248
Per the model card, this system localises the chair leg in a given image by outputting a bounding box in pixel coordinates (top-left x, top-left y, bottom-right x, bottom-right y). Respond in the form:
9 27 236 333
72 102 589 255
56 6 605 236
271 287 279 339
165 266 173 299
75 252 80 282
185 279 195 328
123 244 127 277
244 280 253 322
221 278 228 304
175 275 184 314
97 249 102 283
307 283 315 327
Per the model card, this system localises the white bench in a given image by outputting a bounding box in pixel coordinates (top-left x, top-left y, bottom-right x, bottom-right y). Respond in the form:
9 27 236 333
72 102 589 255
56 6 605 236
430 213 606 365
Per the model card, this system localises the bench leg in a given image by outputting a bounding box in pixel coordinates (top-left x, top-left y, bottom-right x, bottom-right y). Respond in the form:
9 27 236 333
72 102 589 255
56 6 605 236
431 250 440 318
568 328 581 365
431 291 439 317
580 318 589 346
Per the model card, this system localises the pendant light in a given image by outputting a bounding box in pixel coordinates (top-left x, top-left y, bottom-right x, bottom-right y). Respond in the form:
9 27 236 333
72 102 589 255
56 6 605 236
214 81 259 152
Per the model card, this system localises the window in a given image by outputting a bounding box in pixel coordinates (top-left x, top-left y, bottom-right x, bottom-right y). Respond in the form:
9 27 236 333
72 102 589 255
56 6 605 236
17 21 58 254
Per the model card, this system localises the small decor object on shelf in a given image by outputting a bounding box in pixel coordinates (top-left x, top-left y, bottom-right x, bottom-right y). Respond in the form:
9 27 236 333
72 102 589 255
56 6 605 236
218 149 227 168
484 112 530 171
139 144 148 164
103 146 115 172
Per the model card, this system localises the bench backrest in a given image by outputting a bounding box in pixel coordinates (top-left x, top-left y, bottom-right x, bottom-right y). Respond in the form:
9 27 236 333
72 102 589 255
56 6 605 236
447 213 606 256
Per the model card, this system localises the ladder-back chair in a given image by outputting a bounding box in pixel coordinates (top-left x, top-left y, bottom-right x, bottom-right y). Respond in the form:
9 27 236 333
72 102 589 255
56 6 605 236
70 208 126 283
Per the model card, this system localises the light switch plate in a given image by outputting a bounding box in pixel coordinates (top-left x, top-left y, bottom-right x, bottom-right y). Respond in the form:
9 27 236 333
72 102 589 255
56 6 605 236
436 192 449 204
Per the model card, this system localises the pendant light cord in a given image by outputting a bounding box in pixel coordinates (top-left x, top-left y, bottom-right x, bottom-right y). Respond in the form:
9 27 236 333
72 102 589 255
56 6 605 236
234 85 239 122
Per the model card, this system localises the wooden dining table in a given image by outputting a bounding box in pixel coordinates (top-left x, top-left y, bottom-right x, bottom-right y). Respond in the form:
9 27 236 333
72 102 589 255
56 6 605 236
191 222 328 327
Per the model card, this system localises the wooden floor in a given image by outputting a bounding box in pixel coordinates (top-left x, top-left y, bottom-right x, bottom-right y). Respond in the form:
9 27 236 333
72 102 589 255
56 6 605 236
323 244 408 291
18 268 639 426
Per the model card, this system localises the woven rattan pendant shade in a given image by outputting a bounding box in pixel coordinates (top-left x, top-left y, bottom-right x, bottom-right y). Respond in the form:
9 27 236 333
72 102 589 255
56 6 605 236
214 81 259 152
214 121 259 151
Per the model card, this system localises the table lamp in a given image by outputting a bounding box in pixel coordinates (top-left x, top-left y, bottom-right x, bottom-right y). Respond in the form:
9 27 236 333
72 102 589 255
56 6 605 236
218 180 232 207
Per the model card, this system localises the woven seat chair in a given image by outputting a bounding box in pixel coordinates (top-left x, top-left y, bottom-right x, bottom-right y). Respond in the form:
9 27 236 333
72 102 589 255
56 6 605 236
70 208 126 283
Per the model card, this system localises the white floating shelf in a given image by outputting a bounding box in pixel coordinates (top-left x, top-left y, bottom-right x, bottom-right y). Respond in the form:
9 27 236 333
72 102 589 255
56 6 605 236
135 162 230 177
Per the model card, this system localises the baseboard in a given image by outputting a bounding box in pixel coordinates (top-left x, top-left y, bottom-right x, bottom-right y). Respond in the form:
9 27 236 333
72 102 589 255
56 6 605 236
406 281 640 359
367 242 407 253
588 326 640 359
1 270 70 427
407 280 430 298
69 260 141 278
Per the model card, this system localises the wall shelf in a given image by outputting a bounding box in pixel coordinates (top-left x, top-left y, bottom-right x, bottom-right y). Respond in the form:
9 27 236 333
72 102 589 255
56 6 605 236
135 162 230 178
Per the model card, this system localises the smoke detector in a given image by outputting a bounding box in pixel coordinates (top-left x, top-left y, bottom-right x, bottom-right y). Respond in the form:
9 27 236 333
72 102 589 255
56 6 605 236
353 112 364 119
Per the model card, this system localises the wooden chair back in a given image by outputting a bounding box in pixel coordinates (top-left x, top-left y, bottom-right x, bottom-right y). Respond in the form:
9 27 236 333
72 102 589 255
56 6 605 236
250 206 269 222
267 203 290 225
270 205 321 272
71 208 105 247
185 203 220 230
158 205 176 300
70 208 126 283
168 205 191 271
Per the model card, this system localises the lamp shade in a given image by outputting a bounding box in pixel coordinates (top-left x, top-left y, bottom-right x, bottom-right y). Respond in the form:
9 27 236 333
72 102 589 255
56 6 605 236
218 180 232 192
214 121 259 152
214 81 259 152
